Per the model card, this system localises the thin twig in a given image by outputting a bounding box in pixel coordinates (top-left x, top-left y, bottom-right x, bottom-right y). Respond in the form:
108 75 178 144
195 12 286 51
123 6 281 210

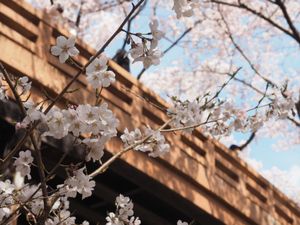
210 0 298 43
206 67 242 105
89 118 173 177
137 19 202 80
217 8 278 87
160 118 221 132
274 0 300 44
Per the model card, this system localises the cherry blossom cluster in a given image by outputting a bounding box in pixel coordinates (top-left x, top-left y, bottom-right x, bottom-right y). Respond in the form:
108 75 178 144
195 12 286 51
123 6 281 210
17 77 32 95
13 150 34 180
45 209 78 225
1 176 92 223
129 19 164 69
0 179 91 224
167 93 297 137
0 182 44 222
45 104 118 161
19 185 44 217
0 180 15 222
121 127 170 157
267 94 295 120
51 36 116 89
37 187 89 224
106 194 141 225
21 100 45 127
167 98 203 132
60 167 95 199
20 100 119 162
86 54 116 89
172 0 199 18
0 74 32 101
207 101 249 136
0 72 7 100
177 220 189 225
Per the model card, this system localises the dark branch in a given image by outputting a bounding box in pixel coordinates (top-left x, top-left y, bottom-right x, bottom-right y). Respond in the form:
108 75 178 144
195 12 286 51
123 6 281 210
229 132 256 151
210 0 300 45
137 19 202 80
274 0 300 44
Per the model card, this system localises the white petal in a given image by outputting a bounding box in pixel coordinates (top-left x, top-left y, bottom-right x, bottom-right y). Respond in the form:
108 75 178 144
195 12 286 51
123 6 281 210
59 52 69 63
67 36 76 47
86 66 94 75
50 46 62 56
56 36 67 47
151 58 160 66
99 54 108 66
68 47 79 56
183 9 193 17
102 80 110 87
133 56 144 64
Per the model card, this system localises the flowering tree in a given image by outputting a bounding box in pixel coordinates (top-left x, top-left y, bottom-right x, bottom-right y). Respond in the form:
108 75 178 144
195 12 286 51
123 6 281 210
0 0 299 224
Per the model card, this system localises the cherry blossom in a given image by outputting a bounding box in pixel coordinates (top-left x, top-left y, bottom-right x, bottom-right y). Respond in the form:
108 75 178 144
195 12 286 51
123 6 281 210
0 73 7 100
44 108 69 139
18 184 44 216
167 99 202 131
45 210 76 225
0 86 6 100
83 136 107 162
63 168 95 199
106 194 140 225
86 54 108 75
143 128 170 157
87 70 116 88
177 220 189 225
130 43 163 69
0 180 15 221
13 150 34 180
120 128 142 148
51 36 79 63
22 100 45 127
121 127 170 157
149 19 165 48
172 0 199 18
127 18 164 69
64 108 87 136
17 76 32 95
106 212 122 225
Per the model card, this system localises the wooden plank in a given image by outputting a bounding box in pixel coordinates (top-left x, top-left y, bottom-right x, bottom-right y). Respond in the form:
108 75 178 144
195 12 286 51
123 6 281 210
107 142 248 225
1 0 43 22
0 22 35 53
0 3 39 41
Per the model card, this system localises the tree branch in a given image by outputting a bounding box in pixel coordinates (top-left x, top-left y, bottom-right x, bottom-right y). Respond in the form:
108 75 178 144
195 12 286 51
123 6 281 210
210 0 299 44
275 0 300 44
137 19 202 80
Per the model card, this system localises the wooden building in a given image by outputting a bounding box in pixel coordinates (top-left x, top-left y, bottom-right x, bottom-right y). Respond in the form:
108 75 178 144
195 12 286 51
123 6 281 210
0 0 299 224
